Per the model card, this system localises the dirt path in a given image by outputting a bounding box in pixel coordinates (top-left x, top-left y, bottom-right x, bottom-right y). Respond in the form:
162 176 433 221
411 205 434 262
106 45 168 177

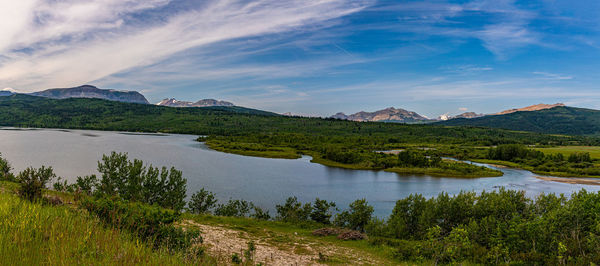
180 220 384 265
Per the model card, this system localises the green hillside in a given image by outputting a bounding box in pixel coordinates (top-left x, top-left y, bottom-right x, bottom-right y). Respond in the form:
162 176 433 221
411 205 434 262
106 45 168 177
438 106 600 135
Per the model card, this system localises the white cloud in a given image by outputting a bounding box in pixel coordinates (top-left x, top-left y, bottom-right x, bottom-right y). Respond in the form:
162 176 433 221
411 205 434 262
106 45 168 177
532 71 573 80
459 107 468 111
0 0 371 91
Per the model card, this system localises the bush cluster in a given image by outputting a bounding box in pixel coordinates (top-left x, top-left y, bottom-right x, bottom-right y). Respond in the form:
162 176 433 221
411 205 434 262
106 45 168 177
97 152 187 212
365 189 600 264
488 144 600 176
81 196 200 252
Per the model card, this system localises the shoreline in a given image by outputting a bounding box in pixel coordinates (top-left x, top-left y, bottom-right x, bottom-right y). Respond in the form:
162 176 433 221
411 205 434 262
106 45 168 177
535 176 600 186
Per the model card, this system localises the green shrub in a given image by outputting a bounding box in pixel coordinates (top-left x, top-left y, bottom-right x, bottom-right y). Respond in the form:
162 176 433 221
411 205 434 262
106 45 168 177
214 199 251 217
188 188 217 214
334 199 373 232
310 198 336 224
97 152 187 212
276 196 312 223
16 166 55 201
75 175 98 195
250 205 271 220
81 196 199 252
0 153 15 182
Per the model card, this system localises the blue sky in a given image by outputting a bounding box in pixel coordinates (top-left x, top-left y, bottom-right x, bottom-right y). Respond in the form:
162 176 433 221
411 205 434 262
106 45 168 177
1 0 599 118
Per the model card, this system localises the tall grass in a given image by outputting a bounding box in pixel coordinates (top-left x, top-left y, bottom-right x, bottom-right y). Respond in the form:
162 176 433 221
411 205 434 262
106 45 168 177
0 192 191 265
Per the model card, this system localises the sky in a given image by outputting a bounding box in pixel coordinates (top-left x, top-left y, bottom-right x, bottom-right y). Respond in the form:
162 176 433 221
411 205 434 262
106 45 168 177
0 0 599 118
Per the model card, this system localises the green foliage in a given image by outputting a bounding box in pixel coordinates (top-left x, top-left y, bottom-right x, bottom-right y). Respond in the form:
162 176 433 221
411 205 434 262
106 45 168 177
364 189 600 264
275 196 312 223
439 106 600 135
214 199 251 217
188 188 217 214
75 175 98 195
488 144 600 177
244 241 256 262
53 176 76 193
334 199 374 232
0 191 193 265
310 198 337 224
0 153 14 182
97 152 187 211
250 205 271 220
81 195 200 252
16 166 55 201
231 253 242 264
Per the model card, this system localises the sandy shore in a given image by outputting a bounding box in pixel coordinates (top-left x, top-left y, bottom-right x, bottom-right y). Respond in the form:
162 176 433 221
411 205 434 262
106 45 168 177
536 176 600 186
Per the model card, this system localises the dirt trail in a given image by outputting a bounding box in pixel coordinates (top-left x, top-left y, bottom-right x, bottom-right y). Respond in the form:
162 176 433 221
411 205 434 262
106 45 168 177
181 220 383 265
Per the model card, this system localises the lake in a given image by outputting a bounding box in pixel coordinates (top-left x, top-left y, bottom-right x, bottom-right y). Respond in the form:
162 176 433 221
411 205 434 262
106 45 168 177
1 128 599 217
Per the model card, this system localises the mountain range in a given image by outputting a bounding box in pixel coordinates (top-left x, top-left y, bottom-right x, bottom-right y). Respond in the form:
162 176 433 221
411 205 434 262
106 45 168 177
157 98 235 107
438 106 600 135
2 85 236 108
331 107 430 123
31 85 150 104
331 103 566 123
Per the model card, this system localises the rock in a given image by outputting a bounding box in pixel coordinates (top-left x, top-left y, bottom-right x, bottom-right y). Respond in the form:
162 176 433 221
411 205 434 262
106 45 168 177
157 98 234 107
330 107 430 123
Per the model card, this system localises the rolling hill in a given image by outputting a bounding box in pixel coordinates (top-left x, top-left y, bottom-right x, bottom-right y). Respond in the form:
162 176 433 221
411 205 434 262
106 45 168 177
438 106 600 135
0 94 277 134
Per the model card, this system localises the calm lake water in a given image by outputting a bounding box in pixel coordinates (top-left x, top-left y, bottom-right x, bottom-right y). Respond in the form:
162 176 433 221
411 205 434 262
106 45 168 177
1 128 599 217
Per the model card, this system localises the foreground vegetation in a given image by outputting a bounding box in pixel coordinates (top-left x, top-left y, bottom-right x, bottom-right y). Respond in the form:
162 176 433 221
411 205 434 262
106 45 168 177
0 190 193 265
4 150 600 264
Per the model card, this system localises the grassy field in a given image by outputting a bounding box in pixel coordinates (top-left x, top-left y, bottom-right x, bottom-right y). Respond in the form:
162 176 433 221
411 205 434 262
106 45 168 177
535 146 600 159
0 190 192 265
0 181 409 265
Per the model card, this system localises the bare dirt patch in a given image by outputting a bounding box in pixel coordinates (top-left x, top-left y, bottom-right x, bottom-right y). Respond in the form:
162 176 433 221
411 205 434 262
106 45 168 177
180 220 384 265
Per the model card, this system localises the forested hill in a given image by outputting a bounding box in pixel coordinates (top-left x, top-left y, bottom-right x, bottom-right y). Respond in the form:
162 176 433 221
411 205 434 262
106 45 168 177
438 106 600 136
0 93 595 146
0 94 277 134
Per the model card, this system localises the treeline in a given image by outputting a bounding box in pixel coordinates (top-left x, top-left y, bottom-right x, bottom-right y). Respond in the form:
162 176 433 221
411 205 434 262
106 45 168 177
1 94 596 146
488 144 600 176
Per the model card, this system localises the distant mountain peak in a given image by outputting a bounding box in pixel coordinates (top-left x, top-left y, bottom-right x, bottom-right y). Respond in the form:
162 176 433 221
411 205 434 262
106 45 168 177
330 107 429 123
157 98 234 107
439 112 485 121
31 85 149 104
494 103 565 115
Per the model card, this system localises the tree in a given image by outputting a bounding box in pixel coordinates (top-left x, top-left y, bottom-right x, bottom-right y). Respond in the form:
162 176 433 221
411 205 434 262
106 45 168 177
75 175 98 195
17 166 56 201
188 188 218 214
215 199 251 217
334 198 374 232
276 197 312 223
0 153 14 181
310 198 336 224
96 152 188 212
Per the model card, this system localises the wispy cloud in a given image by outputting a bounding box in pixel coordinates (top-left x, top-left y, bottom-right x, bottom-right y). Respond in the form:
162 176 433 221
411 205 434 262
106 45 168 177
532 71 574 80
0 0 371 91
